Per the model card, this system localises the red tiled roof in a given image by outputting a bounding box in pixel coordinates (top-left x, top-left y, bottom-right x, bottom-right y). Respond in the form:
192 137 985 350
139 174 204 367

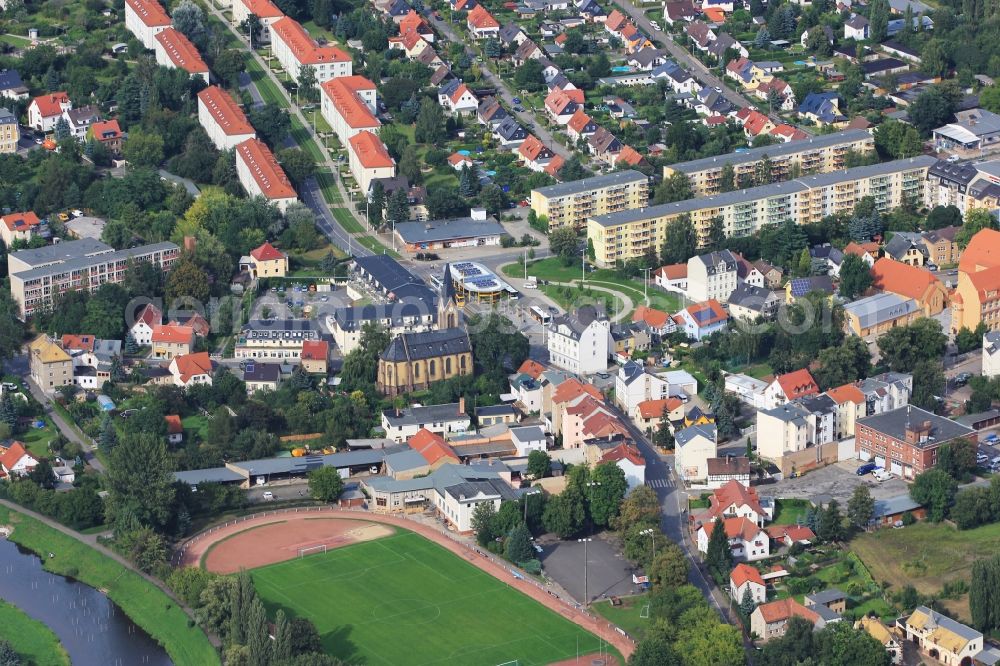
564 89 585 104
0 442 33 473
165 415 183 435
154 28 209 76
775 368 819 401
2 211 40 233
616 145 644 166
239 0 284 19
554 32 568 45
270 17 351 65
567 109 593 133
706 516 763 542
827 383 865 405
516 359 546 378
134 303 162 328
655 263 687 280
349 131 395 169
605 9 628 30
468 5 499 28
637 398 683 419
703 6 725 22
843 241 879 257
871 257 943 302
756 598 819 625
320 76 379 130
601 443 645 466
398 9 431 35
743 110 772 135
152 324 194 344
730 563 764 588
582 410 627 438
169 313 210 337
408 428 458 465
770 123 808 141
551 378 603 404
709 480 765 519
31 92 69 118
449 83 474 105
684 299 728 326
235 138 297 201
89 119 122 142
959 228 1000 274
125 0 171 27
545 89 576 115
250 241 286 262
567 395 607 419
60 334 95 352
301 339 329 361
767 524 816 542
543 155 565 177
197 86 255 137
632 305 669 328
448 152 472 166
173 352 213 383
518 135 551 162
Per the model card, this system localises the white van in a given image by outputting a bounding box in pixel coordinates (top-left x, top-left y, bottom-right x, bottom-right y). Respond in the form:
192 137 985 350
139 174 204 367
873 469 893 482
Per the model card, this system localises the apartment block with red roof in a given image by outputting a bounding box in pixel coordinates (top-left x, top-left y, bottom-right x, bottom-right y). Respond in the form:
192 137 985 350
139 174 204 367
197 86 256 150
952 228 1000 333
234 138 298 212
124 0 171 49
232 0 284 41
151 324 195 359
154 28 209 82
348 130 396 194
269 17 352 84
27 92 71 132
300 339 329 374
320 75 379 145
0 211 41 246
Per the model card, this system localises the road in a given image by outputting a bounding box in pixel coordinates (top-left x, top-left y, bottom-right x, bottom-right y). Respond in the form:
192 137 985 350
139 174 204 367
24 375 105 474
422 10 580 164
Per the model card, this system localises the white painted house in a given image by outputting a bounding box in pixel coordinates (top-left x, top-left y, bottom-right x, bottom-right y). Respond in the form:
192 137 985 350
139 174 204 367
546 306 612 375
614 361 670 415
730 563 767 604
674 424 717 481
124 0 171 50
686 249 739 303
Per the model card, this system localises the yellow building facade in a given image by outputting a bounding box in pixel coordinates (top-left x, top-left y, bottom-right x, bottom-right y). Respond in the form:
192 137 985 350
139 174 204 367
376 328 473 397
530 170 649 230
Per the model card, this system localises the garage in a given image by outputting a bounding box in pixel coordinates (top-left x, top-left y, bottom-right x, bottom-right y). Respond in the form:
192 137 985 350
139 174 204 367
874 455 886 468
858 449 871 461
890 460 903 475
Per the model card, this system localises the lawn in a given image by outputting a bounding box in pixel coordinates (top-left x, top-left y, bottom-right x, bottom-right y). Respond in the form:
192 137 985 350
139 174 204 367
0 599 69 666
244 56 288 108
771 499 812 525
852 521 1000 620
314 170 344 205
355 235 396 257
251 530 611 666
20 422 58 459
290 115 325 162
0 505 219 665
181 414 209 440
331 205 365 234
593 595 650 642
540 284 625 316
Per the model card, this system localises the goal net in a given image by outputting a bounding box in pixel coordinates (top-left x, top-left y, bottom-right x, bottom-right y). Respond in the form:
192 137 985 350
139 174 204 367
298 544 328 558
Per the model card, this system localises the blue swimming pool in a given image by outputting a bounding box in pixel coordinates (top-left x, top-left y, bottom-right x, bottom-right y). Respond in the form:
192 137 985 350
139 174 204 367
611 65 632 73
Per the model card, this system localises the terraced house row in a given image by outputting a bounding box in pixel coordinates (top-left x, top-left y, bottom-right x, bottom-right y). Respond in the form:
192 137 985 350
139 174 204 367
586 156 934 268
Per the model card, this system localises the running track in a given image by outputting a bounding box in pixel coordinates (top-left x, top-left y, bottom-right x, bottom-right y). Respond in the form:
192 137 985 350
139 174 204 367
178 508 633 661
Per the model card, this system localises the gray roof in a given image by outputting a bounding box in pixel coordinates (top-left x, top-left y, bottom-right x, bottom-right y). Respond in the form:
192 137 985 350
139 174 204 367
353 254 424 293
928 158 980 185
884 232 925 261
396 218 506 244
0 107 14 124
384 449 429 472
532 170 647 199
857 405 973 447
10 238 113 269
761 402 810 425
382 403 469 428
444 477 519 502
805 588 846 605
909 606 982 644
332 300 435 332
510 425 544 442
228 446 407 476
986 330 1000 355
476 404 516 417
955 408 1000 427
619 360 645 385
844 292 919 329
549 305 606 340
695 249 737 274
380 327 471 362
173 467 246 485
675 423 716 446
240 318 327 340
11 241 179 282
364 461 512 496
728 283 778 311
871 494 921 518
243 362 281 382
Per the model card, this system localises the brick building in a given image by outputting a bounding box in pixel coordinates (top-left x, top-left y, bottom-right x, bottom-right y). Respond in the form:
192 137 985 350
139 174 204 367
855 405 973 479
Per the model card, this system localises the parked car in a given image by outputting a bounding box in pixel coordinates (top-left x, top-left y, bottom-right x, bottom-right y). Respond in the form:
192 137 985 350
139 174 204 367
873 469 893 482
856 462 877 476
263 491 275 501
984 433 999 445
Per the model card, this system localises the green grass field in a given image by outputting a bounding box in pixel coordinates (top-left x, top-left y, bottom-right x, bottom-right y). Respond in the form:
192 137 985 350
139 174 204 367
290 116 325 162
0 599 69 666
771 499 812 525
0 506 219 665
251 530 610 665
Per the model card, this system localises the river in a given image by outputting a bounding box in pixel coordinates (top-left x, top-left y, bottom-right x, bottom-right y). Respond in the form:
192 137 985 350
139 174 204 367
0 537 171 666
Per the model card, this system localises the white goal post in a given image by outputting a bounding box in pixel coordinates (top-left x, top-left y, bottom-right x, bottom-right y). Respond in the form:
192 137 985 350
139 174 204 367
298 544 328 558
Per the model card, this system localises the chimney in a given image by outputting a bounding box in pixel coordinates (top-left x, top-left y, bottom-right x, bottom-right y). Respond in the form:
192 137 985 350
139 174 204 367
184 235 197 252
459 396 466 414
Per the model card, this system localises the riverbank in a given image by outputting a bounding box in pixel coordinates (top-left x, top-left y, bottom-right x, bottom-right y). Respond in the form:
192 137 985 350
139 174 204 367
0 599 69 666
0 505 219 665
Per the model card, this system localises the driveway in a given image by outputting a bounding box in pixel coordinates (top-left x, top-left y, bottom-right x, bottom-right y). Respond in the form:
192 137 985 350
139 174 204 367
538 533 638 604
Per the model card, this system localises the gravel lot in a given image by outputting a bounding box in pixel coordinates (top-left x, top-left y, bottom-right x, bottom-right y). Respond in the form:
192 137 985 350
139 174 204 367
766 460 910 505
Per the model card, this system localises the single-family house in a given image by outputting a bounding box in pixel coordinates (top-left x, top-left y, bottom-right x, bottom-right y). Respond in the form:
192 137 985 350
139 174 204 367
674 424 717 480
730 563 766 604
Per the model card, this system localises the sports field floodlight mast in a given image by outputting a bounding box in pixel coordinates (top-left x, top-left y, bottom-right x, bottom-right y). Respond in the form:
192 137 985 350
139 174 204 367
578 537 592 605
640 527 655 564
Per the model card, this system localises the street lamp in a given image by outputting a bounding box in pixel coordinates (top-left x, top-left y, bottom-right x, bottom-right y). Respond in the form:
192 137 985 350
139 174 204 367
640 527 656 564
578 537 592 605
523 489 540 523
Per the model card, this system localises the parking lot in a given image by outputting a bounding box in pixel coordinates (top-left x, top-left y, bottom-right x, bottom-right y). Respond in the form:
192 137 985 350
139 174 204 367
767 460 911 506
537 534 639 605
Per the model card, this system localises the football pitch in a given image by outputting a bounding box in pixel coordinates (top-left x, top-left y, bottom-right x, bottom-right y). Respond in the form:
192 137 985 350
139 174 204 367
251 530 613 665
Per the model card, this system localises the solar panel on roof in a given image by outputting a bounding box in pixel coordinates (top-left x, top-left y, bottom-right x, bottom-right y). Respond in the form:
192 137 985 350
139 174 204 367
693 308 714 323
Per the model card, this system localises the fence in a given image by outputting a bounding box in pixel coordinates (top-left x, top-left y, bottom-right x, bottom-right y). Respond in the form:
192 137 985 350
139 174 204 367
172 505 637 648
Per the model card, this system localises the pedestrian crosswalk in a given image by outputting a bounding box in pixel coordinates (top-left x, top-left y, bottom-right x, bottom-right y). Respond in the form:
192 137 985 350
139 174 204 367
646 478 671 489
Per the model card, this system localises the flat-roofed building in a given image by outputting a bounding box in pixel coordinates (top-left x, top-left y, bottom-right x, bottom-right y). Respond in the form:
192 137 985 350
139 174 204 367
348 130 395 194
197 86 256 150
124 0 170 49
154 28 209 81
320 75 378 145
530 170 649 230
9 239 179 319
232 0 284 42
588 157 933 268
234 138 297 212
664 129 875 196
394 216 507 252
269 17 352 84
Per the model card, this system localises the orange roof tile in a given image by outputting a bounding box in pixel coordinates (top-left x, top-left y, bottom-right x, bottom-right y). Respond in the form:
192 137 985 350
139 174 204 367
0 442 33 472
826 383 865 405
31 92 69 118
554 32 568 45
250 241 286 262
516 359 546 378
173 352 213 383
583 411 627 437
349 131 395 169
197 86 255 137
685 299 728 326
730 563 764 588
134 303 162 328
165 414 183 434
320 76 380 130
60 334 96 352
871 257 943 302
632 305 669 328
567 108 593 133
1 211 40 233
408 428 458 465
656 263 687 280
301 339 329 361
564 89 585 104
235 138 297 201
238 0 284 18
637 398 683 419
775 368 819 401
959 228 1000 273
707 516 764 542
704 7 725 22
601 443 645 466
551 378 603 404
843 241 879 257
448 152 473 166
152 324 194 344
617 145 644 166
399 9 431 35
545 89 576 115
605 9 628 31
125 0 171 27
708 480 765 519
154 28 209 75
543 155 565 177
468 5 499 28
756 598 819 625
518 135 552 162
566 395 607 419
271 17 351 65
89 119 122 141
